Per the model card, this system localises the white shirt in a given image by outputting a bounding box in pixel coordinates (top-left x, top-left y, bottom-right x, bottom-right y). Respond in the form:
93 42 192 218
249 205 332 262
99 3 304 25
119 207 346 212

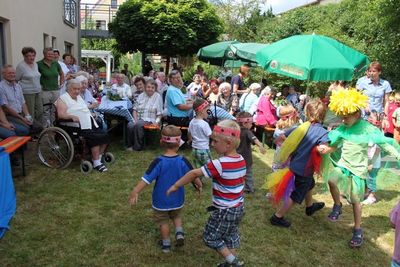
59 93 97 130
58 61 69 76
187 82 202 97
112 83 132 99
133 92 163 124
189 118 212 150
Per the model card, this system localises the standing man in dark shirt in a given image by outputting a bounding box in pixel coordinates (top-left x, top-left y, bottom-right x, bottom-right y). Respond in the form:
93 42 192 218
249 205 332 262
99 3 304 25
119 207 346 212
231 64 250 96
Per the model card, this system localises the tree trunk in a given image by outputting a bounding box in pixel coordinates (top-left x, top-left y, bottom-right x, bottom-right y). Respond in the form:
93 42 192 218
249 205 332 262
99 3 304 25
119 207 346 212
141 52 146 74
165 56 170 75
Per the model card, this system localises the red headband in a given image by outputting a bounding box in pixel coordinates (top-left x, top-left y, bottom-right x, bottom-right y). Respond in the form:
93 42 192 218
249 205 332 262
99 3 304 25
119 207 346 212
213 126 240 138
195 101 209 112
368 118 380 127
161 135 181 143
236 117 253 123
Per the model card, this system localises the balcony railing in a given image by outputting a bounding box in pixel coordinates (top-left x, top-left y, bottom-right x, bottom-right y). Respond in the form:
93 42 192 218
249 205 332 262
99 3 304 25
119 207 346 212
80 2 119 31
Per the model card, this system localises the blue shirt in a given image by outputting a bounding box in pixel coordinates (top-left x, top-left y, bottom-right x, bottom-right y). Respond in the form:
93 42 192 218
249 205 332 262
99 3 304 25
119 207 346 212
231 75 245 91
286 123 329 177
166 85 190 117
142 155 193 211
286 93 299 107
356 77 392 113
239 92 258 113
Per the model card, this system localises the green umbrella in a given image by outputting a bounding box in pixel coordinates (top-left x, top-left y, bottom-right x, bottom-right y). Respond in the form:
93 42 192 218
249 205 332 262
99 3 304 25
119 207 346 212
197 41 240 66
256 34 370 81
230 42 269 63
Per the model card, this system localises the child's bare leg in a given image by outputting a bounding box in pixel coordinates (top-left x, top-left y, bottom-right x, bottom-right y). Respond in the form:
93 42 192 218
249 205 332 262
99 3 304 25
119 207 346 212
353 202 362 229
328 180 341 205
218 247 232 258
218 247 240 264
305 190 313 207
172 216 184 246
275 198 295 217
160 223 170 240
172 217 182 228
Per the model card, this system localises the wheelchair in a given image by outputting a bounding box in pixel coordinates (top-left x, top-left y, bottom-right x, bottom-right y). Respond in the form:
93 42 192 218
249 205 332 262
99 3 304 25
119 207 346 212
37 105 115 174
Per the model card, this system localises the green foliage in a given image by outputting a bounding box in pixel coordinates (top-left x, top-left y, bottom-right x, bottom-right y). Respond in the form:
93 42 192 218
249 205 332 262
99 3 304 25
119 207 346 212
212 0 268 42
182 62 220 82
118 53 142 75
81 38 122 69
254 0 400 90
109 0 223 56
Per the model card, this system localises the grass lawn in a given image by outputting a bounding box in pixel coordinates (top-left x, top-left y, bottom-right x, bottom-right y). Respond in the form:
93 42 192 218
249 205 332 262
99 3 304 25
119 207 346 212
0 139 398 267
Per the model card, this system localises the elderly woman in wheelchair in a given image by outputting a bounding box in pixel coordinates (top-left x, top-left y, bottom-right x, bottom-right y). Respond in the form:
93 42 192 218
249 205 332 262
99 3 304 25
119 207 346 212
55 79 111 172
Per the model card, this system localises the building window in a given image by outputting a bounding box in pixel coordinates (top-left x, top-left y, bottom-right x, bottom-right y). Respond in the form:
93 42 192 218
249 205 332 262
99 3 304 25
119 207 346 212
111 0 118 9
0 22 5 79
64 0 77 27
52 37 57 49
96 20 107 30
64 42 73 55
43 33 50 49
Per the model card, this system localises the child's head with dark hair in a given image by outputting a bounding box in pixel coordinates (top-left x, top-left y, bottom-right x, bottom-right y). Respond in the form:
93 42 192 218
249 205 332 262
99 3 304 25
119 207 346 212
236 111 253 128
305 99 327 123
161 125 182 149
193 98 210 119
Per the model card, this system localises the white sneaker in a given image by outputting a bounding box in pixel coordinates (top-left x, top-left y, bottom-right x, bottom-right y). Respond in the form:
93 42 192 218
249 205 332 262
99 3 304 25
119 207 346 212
362 195 377 205
126 147 134 152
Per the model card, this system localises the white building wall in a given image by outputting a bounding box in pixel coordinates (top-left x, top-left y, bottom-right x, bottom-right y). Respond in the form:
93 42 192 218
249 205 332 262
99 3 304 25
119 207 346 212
0 0 79 67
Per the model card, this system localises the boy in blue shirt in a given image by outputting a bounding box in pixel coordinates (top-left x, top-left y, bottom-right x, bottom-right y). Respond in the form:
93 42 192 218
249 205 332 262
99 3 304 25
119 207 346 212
129 125 201 253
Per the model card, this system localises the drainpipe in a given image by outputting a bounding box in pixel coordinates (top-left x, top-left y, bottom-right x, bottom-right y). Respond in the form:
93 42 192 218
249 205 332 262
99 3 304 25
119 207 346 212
77 0 82 65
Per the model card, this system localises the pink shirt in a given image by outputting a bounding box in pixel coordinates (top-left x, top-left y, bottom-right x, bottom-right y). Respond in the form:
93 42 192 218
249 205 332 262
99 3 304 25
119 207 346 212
255 95 277 126
386 102 397 134
390 202 400 263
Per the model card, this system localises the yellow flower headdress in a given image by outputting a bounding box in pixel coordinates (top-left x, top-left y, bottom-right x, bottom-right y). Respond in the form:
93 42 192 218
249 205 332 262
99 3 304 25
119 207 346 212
329 88 368 116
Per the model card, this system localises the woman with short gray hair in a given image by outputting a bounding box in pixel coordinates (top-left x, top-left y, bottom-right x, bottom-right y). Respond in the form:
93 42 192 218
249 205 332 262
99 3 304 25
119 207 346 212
56 79 110 172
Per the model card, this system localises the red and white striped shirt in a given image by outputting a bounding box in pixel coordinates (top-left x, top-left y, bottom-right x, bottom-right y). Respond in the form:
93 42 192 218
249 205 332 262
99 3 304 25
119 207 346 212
201 155 246 209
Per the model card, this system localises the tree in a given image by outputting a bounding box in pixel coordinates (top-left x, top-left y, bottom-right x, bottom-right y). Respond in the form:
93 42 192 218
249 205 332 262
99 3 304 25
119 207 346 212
211 0 269 41
108 0 223 58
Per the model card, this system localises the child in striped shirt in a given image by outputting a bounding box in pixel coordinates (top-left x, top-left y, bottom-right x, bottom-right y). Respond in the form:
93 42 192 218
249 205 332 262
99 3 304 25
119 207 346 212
167 119 246 267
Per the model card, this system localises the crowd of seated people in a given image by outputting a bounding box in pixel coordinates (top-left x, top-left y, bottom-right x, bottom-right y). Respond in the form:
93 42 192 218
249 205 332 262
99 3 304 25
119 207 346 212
2 46 398 178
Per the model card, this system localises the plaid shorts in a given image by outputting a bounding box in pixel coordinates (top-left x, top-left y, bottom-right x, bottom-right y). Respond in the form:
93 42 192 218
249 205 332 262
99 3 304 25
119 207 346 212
203 204 244 250
192 148 212 169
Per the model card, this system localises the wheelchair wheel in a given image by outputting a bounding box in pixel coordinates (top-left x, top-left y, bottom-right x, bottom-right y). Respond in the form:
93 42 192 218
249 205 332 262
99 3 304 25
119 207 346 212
103 152 115 165
37 127 74 169
80 160 93 174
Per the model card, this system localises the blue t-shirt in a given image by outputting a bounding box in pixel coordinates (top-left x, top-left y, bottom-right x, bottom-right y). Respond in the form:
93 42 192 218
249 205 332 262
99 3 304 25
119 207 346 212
356 78 392 113
166 85 190 117
231 75 245 91
286 123 329 177
142 155 193 211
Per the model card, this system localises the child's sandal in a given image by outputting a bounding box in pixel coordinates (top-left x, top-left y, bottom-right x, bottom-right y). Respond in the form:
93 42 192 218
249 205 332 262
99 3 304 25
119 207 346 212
349 228 363 248
328 203 342 222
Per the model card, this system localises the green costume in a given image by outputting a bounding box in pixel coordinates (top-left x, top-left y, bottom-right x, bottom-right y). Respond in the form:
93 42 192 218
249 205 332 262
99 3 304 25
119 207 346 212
323 119 400 202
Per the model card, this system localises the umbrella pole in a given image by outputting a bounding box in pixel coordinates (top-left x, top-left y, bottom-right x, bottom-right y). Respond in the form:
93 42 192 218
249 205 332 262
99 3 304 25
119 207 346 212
305 86 310 96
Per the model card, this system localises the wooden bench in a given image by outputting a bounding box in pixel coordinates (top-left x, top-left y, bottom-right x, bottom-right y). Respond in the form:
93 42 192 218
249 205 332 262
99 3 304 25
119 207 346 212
143 124 161 147
0 136 31 176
